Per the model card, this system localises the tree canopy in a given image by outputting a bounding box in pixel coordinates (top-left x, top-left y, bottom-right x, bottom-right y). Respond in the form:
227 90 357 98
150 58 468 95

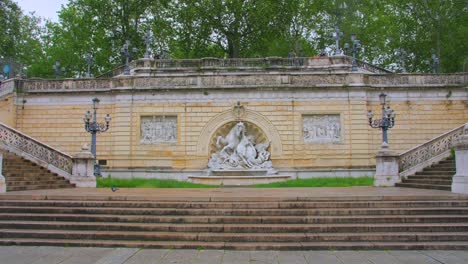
1 0 466 78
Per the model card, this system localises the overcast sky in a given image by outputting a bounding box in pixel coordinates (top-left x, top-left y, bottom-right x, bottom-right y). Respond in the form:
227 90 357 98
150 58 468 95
16 0 70 22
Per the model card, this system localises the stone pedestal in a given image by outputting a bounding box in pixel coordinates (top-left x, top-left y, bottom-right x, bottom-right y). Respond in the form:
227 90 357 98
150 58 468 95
71 147 96 188
374 144 400 187
0 153 5 193
452 135 468 194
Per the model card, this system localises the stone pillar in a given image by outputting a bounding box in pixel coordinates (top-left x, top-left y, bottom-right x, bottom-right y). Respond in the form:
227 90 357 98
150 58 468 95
71 145 96 188
452 134 468 194
374 143 400 187
0 153 5 193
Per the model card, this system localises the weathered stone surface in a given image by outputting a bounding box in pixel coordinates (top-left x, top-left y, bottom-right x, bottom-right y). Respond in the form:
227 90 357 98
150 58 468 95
453 133 468 194
374 144 400 187
0 60 466 179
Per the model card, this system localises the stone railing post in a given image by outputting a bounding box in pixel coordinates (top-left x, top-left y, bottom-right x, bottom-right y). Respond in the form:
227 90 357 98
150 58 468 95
452 126 468 194
374 144 400 187
71 145 96 187
0 153 5 193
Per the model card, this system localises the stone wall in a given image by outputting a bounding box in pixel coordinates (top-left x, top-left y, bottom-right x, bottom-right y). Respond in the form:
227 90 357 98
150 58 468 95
0 80 16 127
1 68 467 178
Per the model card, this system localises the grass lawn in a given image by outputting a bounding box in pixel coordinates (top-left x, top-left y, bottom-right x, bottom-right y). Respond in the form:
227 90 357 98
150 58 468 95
97 176 373 188
252 176 373 188
96 177 217 188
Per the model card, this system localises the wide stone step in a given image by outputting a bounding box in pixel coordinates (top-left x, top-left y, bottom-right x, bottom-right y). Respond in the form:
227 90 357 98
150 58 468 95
1 221 468 233
3 165 47 170
1 213 467 225
6 185 75 192
438 159 455 163
395 183 451 191
1 206 467 216
401 179 452 185
407 176 454 181
5 177 63 183
428 167 456 171
415 171 455 176
2 199 468 209
4 172 56 178
1 229 467 243
0 238 467 250
6 180 72 187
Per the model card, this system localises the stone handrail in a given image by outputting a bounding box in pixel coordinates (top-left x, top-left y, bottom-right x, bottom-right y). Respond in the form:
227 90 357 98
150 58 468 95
368 73 468 86
355 59 393 74
141 56 392 73
96 60 137 79
0 122 73 174
0 79 16 98
135 57 310 71
398 124 465 173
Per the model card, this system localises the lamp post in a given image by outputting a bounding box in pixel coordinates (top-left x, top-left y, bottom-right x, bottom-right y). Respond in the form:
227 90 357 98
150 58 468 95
121 40 138 75
397 48 407 73
431 52 440 73
85 53 94 78
53 60 65 78
367 93 396 146
331 26 344 56
344 34 361 72
83 98 111 176
143 30 154 59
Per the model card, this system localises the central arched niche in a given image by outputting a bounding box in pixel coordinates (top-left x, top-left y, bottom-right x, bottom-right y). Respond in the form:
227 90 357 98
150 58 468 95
209 121 269 155
196 109 283 158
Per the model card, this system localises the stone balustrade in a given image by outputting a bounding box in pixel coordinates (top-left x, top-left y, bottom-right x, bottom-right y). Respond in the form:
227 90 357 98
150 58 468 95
0 79 16 98
0 122 74 174
0 122 95 190
10 73 467 94
398 124 465 177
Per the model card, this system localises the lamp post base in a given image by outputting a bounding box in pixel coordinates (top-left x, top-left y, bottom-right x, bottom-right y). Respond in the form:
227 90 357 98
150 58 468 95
374 145 400 187
452 136 468 194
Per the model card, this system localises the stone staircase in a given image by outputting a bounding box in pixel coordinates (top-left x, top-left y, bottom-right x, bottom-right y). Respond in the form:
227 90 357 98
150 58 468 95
396 157 455 191
2 151 75 191
0 196 467 250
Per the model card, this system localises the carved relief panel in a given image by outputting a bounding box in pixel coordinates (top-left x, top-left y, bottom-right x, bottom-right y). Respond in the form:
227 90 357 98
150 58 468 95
302 114 341 143
140 116 177 144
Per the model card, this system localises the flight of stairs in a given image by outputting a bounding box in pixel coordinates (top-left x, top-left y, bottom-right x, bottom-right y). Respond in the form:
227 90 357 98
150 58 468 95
0 196 467 250
2 151 75 191
396 157 455 191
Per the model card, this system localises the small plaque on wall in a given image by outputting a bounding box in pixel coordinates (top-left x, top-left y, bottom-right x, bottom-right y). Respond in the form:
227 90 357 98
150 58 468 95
303 114 341 143
140 116 177 144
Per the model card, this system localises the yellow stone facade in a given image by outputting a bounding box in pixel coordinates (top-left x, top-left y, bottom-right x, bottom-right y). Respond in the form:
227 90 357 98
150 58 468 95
1 61 467 178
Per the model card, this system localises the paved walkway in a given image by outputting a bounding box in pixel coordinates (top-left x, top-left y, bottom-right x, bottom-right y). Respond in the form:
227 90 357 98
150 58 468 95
1 186 467 201
0 246 467 264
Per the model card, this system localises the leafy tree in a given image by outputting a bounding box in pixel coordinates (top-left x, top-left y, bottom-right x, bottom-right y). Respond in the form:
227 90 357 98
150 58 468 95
4 0 467 76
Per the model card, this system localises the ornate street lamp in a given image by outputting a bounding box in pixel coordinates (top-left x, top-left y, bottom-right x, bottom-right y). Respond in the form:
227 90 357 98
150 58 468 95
397 48 407 73
344 34 361 72
143 30 154 59
121 40 138 75
367 93 396 146
53 60 65 78
83 97 111 176
331 26 344 56
85 53 94 78
431 52 440 73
